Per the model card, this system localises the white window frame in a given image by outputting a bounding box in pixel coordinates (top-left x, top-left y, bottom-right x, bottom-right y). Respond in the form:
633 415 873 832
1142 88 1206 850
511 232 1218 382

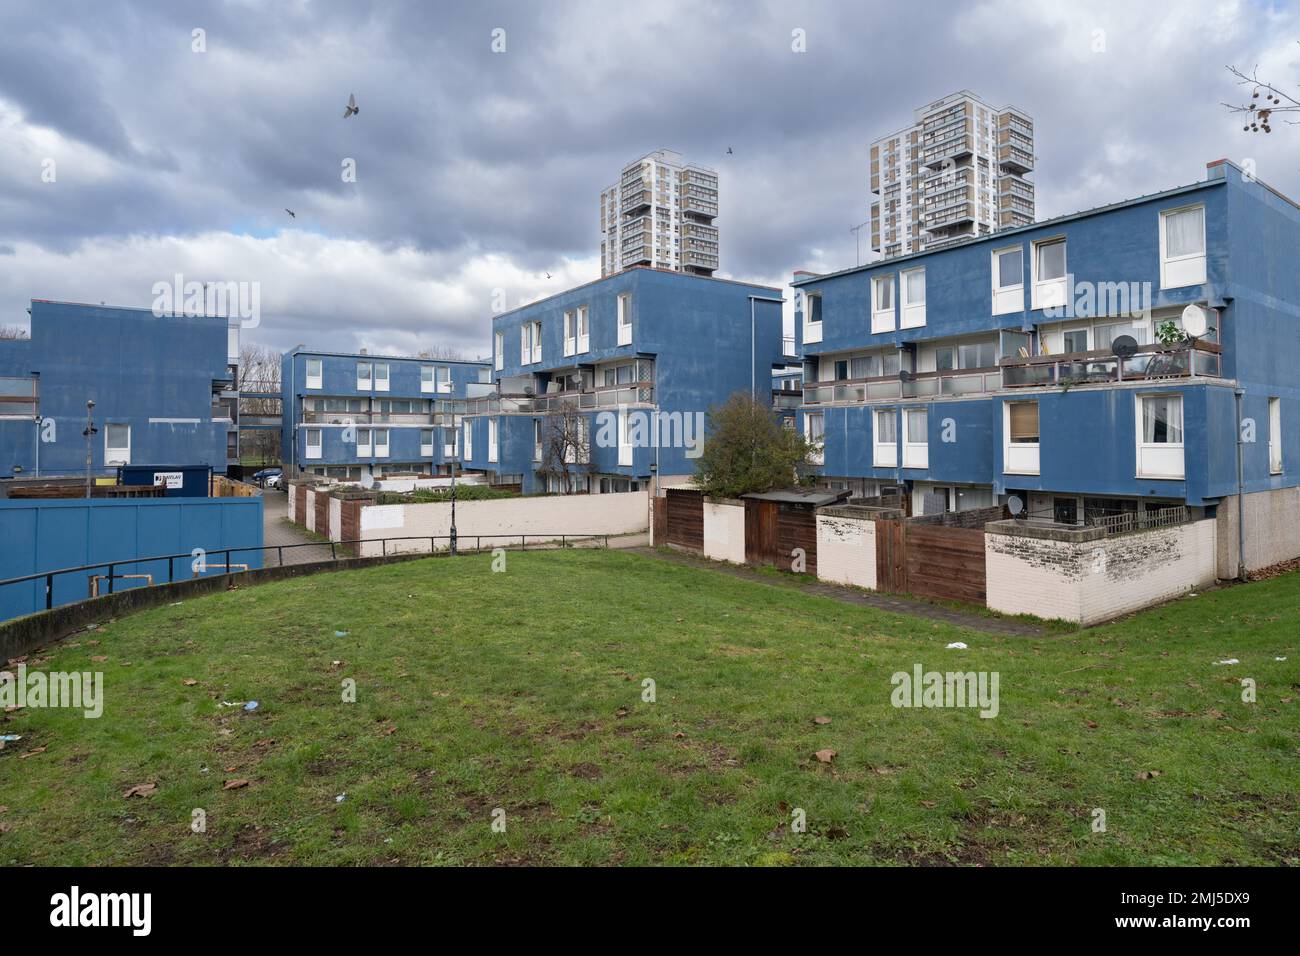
618 407 633 466
521 324 530 365
1003 400 1040 476
533 419 542 462
900 267 926 329
617 293 632 346
357 427 372 457
443 427 457 459
305 358 323 390
563 310 576 357
1269 396 1283 475
991 245 1024 315
494 331 504 371
420 428 434 457
801 291 823 347
1135 393 1185 479
420 365 435 393
305 427 323 460
531 321 542 364
357 361 373 391
488 417 499 463
463 420 473 460
902 406 928 468
1031 237 1068 311
872 409 897 467
871 276 895 334
804 411 824 465
577 305 590 353
105 423 131 466
374 363 390 392
1159 203 1207 290
373 427 389 458
436 365 452 394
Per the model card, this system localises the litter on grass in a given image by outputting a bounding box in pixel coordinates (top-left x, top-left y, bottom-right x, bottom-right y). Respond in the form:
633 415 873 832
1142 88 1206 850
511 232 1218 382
1214 659 1240 666
244 701 259 712
945 642 968 650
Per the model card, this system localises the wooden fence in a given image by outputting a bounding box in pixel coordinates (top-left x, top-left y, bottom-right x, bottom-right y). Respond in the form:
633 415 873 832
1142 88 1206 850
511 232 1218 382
664 488 704 550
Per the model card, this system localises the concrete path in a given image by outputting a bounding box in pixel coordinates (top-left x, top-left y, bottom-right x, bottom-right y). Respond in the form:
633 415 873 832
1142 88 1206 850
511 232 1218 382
260 491 336 566
632 546 1049 637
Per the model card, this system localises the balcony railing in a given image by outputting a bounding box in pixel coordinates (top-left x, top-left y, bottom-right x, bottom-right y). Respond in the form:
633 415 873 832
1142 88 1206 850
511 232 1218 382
803 368 1003 405
1001 342 1222 388
448 383 655 418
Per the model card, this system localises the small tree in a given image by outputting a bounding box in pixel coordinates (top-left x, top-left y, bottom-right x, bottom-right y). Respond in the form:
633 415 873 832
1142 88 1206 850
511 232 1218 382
537 403 593 494
1223 52 1300 133
0 325 29 340
692 392 817 499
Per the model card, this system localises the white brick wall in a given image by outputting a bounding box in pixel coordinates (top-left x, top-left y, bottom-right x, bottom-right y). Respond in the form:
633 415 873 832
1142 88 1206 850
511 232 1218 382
702 501 745 564
304 488 317 533
816 513 877 590
986 519 1217 625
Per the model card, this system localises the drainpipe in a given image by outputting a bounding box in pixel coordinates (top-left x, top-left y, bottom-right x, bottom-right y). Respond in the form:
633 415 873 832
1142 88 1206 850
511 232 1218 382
1234 387 1247 580
33 415 40 478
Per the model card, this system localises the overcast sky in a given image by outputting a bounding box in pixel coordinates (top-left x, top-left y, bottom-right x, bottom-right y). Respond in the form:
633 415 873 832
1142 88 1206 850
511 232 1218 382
1 0 1297 358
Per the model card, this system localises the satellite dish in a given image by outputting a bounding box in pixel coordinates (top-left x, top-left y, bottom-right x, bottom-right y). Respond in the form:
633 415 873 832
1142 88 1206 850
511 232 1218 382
1181 303 1208 338
1007 494 1024 516
360 472 375 490
1111 334 1139 358
899 369 915 382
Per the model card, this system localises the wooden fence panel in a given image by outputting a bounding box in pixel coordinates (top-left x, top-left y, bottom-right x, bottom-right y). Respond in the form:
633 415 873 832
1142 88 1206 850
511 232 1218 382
744 499 778 565
665 489 703 551
905 524 987 605
776 504 818 574
875 518 907 593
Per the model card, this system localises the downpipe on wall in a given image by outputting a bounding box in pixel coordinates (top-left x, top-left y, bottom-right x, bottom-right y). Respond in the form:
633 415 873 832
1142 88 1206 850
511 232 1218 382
1235 387 1246 581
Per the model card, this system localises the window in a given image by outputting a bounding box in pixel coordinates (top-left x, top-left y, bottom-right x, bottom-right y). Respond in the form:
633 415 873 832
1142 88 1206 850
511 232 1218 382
436 366 452 394
935 347 954 372
577 306 590 353
357 428 372 456
420 428 434 456
834 359 849 381
957 341 997 370
1160 204 1207 289
903 407 928 468
533 419 542 462
443 427 457 458
617 293 632 345
563 310 576 356
1032 238 1067 310
803 292 823 345
1269 397 1282 474
873 409 897 467
521 325 530 365
420 365 435 393
373 428 389 458
1062 328 1089 354
305 358 323 389
531 321 542 364
489 418 499 463
992 245 1023 315
105 424 130 466
305 427 322 460
1004 400 1039 475
1136 394 1184 478
901 268 926 328
618 408 633 466
872 276 895 334
1053 497 1079 525
357 361 372 390
494 331 504 371
805 411 824 465
463 420 473 460
374 363 389 392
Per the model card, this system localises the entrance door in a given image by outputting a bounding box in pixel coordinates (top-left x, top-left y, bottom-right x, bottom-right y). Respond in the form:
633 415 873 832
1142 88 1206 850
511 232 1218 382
744 499 779 565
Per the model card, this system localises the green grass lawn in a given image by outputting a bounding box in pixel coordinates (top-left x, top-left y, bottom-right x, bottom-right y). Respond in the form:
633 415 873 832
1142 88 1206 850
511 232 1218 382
1 549 1296 866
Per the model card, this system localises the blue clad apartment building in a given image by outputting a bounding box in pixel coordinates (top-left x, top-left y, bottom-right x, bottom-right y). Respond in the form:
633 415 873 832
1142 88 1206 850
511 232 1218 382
794 159 1300 571
457 267 787 494
281 348 492 480
0 300 240 480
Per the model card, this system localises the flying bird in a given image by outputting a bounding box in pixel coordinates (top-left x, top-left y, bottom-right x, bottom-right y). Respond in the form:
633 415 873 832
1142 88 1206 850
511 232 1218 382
343 93 359 118
726 147 733 155
545 272 552 279
285 208 296 218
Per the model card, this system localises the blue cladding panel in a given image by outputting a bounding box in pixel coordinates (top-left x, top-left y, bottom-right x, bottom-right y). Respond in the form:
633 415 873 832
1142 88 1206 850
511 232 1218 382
0 497 264 621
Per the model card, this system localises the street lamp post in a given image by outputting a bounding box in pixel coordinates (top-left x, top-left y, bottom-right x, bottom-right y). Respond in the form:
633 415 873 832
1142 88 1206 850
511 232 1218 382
83 400 97 499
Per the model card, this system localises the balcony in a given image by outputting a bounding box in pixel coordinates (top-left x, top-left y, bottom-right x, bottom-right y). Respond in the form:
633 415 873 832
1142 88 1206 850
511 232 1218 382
621 189 652 214
1001 341 1222 387
802 368 1003 405
301 410 433 425
922 136 974 169
452 382 656 418
998 145 1034 175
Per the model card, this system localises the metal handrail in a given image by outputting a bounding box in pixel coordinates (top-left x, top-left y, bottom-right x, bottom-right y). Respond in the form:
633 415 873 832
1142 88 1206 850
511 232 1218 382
0 532 616 612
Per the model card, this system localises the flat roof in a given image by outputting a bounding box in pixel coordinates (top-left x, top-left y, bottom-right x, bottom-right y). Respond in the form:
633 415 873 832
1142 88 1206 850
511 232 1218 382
743 488 850 506
793 170 1236 287
493 266 782 321
288 347 489 364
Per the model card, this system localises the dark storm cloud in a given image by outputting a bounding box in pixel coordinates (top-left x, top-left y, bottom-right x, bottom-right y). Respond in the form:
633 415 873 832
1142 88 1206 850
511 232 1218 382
0 0 1295 355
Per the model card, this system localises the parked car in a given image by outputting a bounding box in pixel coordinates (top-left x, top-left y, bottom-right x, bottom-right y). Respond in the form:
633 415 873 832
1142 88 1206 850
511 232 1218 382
252 467 283 489
263 472 284 490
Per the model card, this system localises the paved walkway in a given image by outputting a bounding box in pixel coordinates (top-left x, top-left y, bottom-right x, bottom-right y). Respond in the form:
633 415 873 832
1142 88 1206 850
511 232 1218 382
632 546 1048 637
260 491 336 566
